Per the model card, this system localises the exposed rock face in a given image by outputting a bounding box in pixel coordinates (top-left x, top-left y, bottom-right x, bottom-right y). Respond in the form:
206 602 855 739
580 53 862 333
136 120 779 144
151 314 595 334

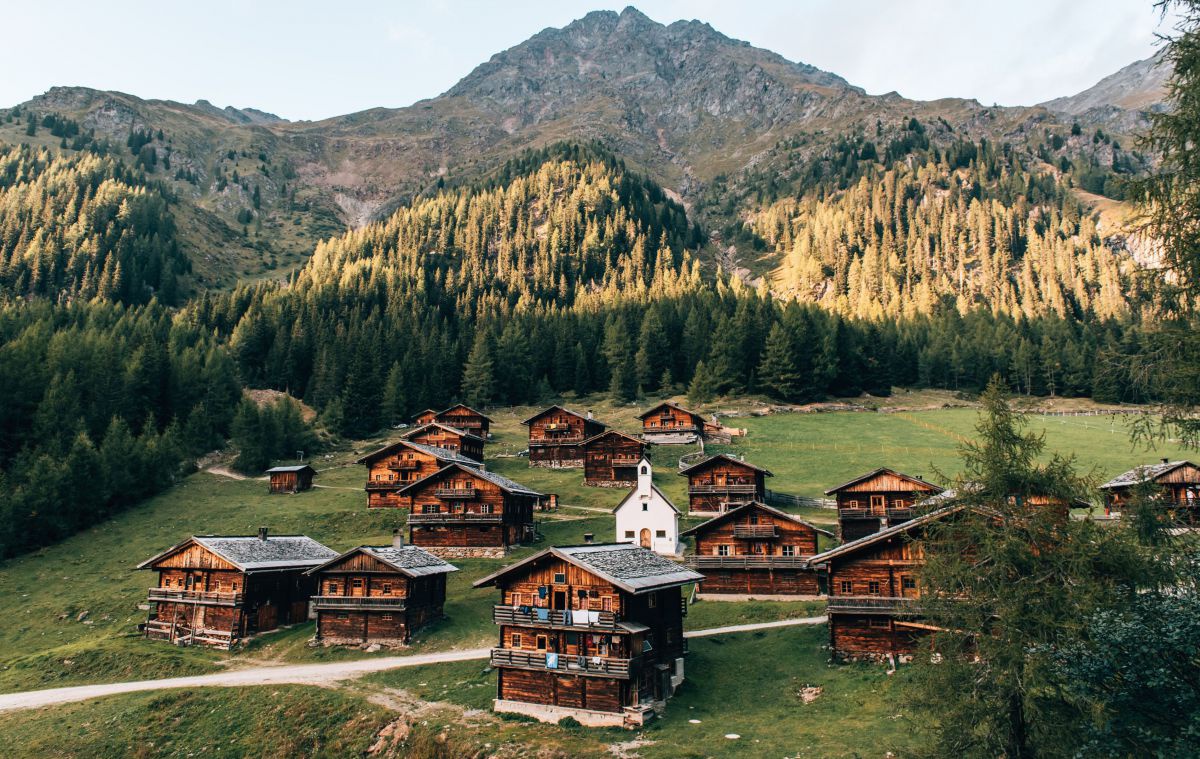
1040 49 1172 115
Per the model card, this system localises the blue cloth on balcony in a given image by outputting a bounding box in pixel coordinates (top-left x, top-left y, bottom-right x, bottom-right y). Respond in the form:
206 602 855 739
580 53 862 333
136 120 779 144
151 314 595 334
537 586 548 599
545 653 558 669
562 610 573 625
536 608 549 621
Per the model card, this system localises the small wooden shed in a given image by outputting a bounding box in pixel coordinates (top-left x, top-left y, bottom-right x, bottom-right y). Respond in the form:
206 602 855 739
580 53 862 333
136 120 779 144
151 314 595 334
266 464 316 494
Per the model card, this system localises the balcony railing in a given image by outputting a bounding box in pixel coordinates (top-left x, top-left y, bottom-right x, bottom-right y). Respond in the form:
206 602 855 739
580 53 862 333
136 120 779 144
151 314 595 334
366 480 403 491
493 605 616 629
732 524 779 539
148 587 243 606
434 487 477 499
408 510 503 524
886 507 915 521
609 455 641 467
489 648 639 679
689 483 758 494
826 596 921 614
838 507 882 519
388 460 420 470
311 595 407 611
684 555 810 569
530 435 584 444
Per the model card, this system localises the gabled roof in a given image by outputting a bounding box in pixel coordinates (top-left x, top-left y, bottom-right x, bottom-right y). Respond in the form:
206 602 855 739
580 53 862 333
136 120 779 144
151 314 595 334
306 544 458 578
808 505 965 566
581 429 647 447
439 403 493 422
1100 460 1199 490
680 501 834 538
473 543 702 594
138 534 338 572
401 422 485 443
823 467 943 496
612 482 681 515
414 408 439 418
678 453 773 477
520 405 607 428
265 464 316 474
354 439 482 467
637 401 703 421
395 462 542 497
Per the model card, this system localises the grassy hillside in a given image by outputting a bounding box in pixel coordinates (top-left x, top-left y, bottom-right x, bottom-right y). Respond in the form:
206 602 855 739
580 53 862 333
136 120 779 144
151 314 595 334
1 393 1187 756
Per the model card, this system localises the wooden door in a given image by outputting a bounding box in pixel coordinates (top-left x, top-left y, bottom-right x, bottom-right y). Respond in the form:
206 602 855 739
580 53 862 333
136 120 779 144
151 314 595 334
639 528 652 548
351 578 365 597
553 590 567 610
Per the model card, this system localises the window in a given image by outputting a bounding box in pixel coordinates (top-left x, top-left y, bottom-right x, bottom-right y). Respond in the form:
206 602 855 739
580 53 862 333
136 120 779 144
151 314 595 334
847 500 861 510
656 530 666 538
336 613 349 620
328 583 339 594
868 580 881 595
553 573 566 584
781 545 795 557
232 581 238 592
602 596 612 612
870 495 885 509
749 513 759 525
839 580 853 594
511 633 522 648
642 503 648 511
382 584 392 595
624 530 635 539
352 579 363 589
901 577 917 591
481 504 493 514
381 614 393 621
717 545 730 556
536 635 547 650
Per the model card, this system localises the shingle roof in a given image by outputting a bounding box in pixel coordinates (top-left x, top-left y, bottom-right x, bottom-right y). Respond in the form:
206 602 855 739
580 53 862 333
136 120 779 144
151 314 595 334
355 439 482 467
474 543 703 594
401 422 485 443
678 453 773 477
680 500 835 538
808 505 964 566
1100 461 1197 490
395 462 541 497
823 467 943 495
307 544 458 578
581 429 646 447
439 403 493 422
637 401 703 421
266 465 315 474
520 405 607 428
138 534 337 572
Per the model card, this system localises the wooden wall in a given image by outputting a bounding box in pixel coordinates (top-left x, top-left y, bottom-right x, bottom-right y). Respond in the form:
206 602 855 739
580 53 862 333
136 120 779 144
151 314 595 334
699 568 819 595
363 447 451 508
497 669 627 713
438 408 489 438
685 460 765 513
641 405 701 434
691 504 820 557
583 434 645 486
407 428 484 462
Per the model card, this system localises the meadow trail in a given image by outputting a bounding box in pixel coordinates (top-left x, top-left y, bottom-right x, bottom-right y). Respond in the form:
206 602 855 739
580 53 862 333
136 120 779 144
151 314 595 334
0 616 826 713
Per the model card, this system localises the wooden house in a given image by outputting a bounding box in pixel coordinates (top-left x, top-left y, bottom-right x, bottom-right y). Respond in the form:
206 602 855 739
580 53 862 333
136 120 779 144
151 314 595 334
583 430 648 487
413 409 440 426
613 458 682 556
637 402 707 444
357 439 482 508
266 464 316 494
307 535 457 647
1100 459 1200 521
402 422 485 463
436 403 492 439
400 463 541 558
678 454 771 515
682 501 833 598
137 528 336 649
523 405 607 467
824 468 944 541
473 542 704 727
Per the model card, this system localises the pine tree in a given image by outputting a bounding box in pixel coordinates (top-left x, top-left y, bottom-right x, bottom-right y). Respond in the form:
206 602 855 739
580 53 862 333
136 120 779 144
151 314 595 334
758 322 804 402
461 331 496 407
381 361 407 426
687 360 718 404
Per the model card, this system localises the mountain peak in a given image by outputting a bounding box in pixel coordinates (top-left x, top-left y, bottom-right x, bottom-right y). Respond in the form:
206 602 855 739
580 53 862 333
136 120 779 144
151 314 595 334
1040 48 1171 115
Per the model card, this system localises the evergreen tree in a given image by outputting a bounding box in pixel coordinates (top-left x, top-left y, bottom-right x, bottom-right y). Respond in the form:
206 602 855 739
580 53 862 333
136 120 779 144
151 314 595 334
758 322 804 401
461 331 496 408
687 360 718 404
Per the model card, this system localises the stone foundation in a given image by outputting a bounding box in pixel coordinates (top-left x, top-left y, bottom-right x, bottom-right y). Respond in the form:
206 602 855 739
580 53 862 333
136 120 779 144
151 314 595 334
833 650 915 665
493 699 628 727
530 460 583 469
318 637 407 648
585 480 637 488
695 592 825 602
423 546 508 559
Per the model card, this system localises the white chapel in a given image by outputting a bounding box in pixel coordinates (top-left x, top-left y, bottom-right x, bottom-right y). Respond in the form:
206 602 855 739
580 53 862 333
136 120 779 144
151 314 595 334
613 456 682 556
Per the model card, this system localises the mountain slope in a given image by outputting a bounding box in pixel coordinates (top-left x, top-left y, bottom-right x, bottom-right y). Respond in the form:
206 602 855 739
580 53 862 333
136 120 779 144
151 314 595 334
1040 49 1171 115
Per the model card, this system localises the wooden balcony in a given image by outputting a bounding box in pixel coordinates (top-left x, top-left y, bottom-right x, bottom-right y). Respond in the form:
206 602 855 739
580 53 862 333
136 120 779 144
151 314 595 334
689 483 758 495
434 487 477 499
530 435 584 445
886 507 915 521
490 648 639 679
388 460 420 470
493 605 617 629
826 596 920 614
838 507 882 519
732 524 779 539
609 455 641 467
408 510 503 524
684 555 810 569
312 595 407 611
148 587 242 606
366 480 402 491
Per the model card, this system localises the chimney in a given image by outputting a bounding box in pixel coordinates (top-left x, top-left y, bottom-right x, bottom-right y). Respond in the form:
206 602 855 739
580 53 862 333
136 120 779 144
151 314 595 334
257 526 268 541
392 528 404 548
587 410 593 420
1162 457 1170 465
583 533 594 544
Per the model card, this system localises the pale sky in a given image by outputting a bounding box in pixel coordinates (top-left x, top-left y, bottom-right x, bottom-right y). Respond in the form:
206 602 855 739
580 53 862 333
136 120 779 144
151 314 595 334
1 1 1176 122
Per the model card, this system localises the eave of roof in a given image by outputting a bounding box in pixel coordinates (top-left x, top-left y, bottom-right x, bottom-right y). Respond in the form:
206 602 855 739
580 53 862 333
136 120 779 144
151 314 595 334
679 500 834 538
823 467 943 495
581 429 646 447
305 545 458 578
678 453 772 477
636 401 701 420
473 544 702 594
611 483 681 515
808 504 965 565
395 462 541 497
401 422 485 443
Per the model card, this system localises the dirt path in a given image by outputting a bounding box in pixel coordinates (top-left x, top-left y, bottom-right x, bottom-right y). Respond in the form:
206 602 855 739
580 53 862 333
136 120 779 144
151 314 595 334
0 616 826 713
204 466 264 481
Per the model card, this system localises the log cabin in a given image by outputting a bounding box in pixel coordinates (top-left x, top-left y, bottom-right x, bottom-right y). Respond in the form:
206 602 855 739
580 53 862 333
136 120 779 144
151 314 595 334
137 528 337 649
681 501 834 598
400 462 542 558
473 542 704 727
357 439 483 508
266 464 316 494
413 409 440 426
678 454 772 515
1100 459 1200 522
307 534 457 647
824 468 944 541
435 403 492 439
582 430 649 487
637 402 707 444
522 405 607 467
401 422 485 463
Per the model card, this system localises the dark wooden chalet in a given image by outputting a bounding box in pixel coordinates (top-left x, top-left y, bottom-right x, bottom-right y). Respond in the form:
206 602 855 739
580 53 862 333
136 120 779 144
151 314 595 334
307 535 457 647
266 464 316 494
1100 459 1200 521
137 529 336 649
678 454 772 515
413 409 440 426
637 402 707 444
523 405 607 467
402 422 485 463
583 430 649 487
825 468 944 541
682 501 834 597
357 439 482 508
473 542 704 727
436 403 492 439
399 463 542 558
